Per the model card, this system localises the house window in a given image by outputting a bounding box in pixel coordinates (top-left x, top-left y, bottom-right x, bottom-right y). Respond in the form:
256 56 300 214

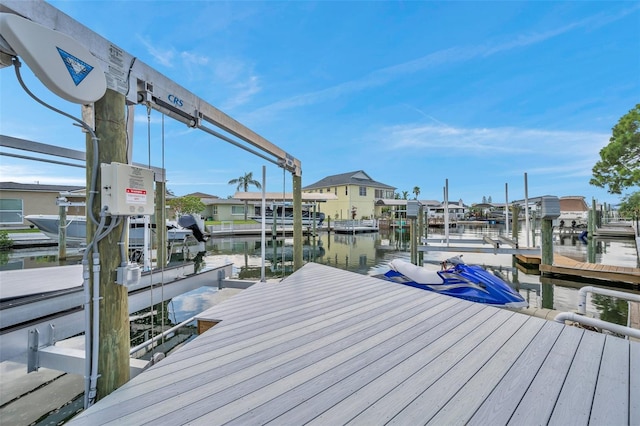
345 186 348 196
211 206 218 215
334 187 337 195
0 198 23 224
231 205 245 215
319 189 323 193
359 186 366 196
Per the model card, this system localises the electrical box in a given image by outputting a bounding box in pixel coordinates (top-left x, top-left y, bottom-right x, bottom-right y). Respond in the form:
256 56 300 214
101 162 155 215
406 200 420 219
540 196 561 219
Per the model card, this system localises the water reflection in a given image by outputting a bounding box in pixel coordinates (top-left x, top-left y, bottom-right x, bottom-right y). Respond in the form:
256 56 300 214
3 223 638 328
196 223 638 326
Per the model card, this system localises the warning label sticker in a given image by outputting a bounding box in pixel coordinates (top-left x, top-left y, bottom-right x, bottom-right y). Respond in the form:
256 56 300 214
126 188 147 204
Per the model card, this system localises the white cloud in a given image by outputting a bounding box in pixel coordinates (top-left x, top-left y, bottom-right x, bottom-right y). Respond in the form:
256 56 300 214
379 123 609 158
0 164 85 185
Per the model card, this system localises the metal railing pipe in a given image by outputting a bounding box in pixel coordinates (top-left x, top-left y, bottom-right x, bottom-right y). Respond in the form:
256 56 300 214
577 286 640 315
554 312 640 340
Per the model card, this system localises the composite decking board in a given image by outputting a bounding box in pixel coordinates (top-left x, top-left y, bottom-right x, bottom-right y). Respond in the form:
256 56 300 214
631 342 640 426
144 280 423 374
168 277 410 361
590 335 630 425
547 331 606 426
385 312 530 425
507 325 585 425
467 320 566 425
77 285 455 423
346 309 516 425
70 263 638 426
151 296 480 425
224 298 476 426
303 307 502 426
171 271 410 360
79 284 434 417
426 317 547 425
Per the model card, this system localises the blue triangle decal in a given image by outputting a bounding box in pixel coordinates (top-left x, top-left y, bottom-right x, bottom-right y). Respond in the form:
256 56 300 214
57 47 94 86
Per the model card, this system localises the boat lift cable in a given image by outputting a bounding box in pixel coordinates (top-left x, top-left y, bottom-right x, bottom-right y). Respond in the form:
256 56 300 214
198 123 281 168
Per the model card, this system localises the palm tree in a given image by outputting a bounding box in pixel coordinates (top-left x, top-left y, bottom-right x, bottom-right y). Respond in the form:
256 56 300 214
401 191 409 200
413 186 420 200
228 172 262 220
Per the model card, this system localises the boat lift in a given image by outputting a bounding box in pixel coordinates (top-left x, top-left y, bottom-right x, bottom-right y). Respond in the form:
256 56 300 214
0 0 306 407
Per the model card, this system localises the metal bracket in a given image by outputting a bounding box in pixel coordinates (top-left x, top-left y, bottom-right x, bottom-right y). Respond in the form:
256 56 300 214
27 328 39 373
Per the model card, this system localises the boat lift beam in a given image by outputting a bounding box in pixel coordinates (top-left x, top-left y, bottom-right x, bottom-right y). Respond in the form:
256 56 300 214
0 0 301 177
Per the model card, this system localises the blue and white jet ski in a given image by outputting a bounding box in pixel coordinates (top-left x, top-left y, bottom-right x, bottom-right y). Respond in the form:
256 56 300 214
383 256 528 309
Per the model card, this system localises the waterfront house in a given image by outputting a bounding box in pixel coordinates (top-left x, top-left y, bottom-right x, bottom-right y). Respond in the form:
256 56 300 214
0 182 85 229
302 171 396 220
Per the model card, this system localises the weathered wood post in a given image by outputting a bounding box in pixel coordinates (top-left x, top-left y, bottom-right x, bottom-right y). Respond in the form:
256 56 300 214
293 174 302 271
58 204 67 260
88 89 129 400
540 196 560 267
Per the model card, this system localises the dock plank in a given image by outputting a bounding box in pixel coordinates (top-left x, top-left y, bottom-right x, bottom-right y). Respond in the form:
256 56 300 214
631 342 640 426
467 321 565 425
386 313 530 424
426 317 546 425
547 331 606 425
67 263 640 426
507 326 585 425
590 335 630 425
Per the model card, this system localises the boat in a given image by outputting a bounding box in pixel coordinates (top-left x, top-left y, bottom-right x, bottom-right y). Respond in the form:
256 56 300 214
381 256 528 308
24 214 197 245
251 204 325 227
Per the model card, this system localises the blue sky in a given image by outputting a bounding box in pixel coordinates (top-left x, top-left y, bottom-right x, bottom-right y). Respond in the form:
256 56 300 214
1 1 639 206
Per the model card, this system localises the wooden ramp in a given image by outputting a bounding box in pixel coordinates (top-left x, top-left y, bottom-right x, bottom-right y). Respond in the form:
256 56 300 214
537 254 640 286
70 263 639 425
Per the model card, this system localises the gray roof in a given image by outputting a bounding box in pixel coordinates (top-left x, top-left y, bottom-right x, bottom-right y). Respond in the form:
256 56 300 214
303 170 395 191
0 182 85 192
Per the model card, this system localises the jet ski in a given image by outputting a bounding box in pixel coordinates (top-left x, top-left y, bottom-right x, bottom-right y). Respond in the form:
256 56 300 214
382 256 528 309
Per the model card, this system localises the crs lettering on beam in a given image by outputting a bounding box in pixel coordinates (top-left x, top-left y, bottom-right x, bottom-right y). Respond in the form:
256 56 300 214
137 80 199 127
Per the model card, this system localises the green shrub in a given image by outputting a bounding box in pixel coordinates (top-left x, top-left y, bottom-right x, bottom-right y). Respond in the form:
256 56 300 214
0 231 12 250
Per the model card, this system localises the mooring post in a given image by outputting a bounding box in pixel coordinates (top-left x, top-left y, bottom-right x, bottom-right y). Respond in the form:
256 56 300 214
541 219 553 266
58 204 67 261
410 218 417 265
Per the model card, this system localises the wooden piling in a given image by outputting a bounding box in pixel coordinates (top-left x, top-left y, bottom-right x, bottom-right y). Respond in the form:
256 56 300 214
89 89 129 400
541 219 553 266
293 174 302 271
58 204 66 260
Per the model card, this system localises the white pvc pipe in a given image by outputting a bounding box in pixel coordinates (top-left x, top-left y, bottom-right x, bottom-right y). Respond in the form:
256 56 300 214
554 312 640 340
260 166 266 282
130 315 196 355
505 182 510 236
577 285 640 315
524 172 530 247
444 179 449 244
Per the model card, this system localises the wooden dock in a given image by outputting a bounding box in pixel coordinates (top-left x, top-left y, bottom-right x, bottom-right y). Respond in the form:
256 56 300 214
70 263 639 425
522 254 640 286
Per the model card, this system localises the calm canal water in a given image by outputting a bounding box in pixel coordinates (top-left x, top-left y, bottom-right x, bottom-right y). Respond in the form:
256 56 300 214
3 222 638 326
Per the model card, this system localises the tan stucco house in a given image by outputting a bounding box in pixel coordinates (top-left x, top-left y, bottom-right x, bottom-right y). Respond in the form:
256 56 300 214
0 182 85 228
302 171 396 220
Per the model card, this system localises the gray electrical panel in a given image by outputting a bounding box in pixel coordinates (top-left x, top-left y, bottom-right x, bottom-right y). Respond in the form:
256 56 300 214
540 196 561 219
406 200 420 218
